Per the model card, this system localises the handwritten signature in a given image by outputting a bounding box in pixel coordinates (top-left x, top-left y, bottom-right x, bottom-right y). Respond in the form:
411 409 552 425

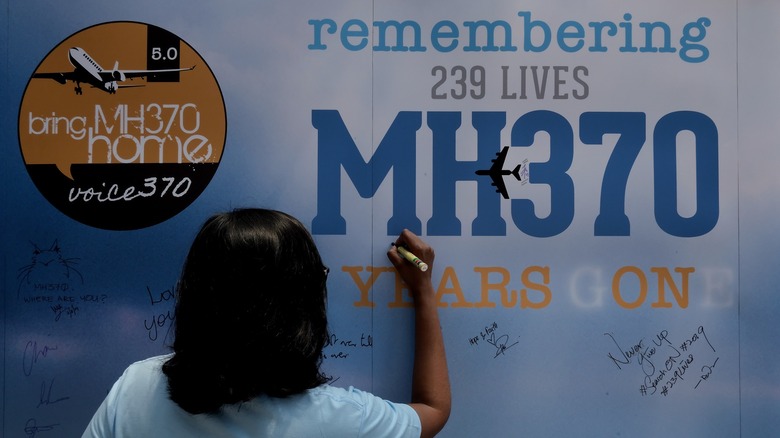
695 357 720 389
23 340 58 377
24 418 59 438
51 303 80 321
38 378 70 408
469 322 520 358
485 332 519 358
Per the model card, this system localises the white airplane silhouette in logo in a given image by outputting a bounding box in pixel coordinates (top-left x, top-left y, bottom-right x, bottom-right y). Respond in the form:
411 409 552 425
33 47 195 95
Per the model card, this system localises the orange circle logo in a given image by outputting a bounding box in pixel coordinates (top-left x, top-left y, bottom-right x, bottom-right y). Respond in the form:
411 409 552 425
19 22 226 230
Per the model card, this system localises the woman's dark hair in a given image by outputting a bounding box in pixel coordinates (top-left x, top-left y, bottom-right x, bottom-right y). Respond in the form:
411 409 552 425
162 208 330 414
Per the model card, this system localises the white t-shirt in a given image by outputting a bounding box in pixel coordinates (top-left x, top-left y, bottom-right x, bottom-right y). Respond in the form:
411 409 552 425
82 355 421 437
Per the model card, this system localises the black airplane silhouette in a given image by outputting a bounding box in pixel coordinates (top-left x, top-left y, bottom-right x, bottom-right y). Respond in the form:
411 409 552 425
475 146 523 199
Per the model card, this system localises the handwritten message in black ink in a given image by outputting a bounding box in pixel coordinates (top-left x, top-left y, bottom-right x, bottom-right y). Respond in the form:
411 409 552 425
468 322 520 358
604 325 719 396
322 332 373 361
144 285 176 343
16 239 116 323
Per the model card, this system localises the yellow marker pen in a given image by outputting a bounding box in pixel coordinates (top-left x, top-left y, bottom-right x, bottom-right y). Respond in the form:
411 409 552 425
392 243 429 272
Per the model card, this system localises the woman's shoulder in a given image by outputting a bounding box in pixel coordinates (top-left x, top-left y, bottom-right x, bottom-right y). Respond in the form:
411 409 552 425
302 385 421 436
306 384 409 413
116 354 172 385
126 353 172 371
309 384 367 401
